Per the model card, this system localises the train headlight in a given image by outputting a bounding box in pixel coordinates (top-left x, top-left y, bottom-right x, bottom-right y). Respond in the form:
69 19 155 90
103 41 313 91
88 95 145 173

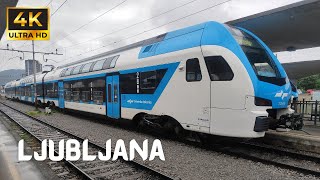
255 97 272 106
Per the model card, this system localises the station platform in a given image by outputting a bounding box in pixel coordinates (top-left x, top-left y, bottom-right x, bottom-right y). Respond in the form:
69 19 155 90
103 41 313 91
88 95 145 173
0 116 46 180
261 124 320 154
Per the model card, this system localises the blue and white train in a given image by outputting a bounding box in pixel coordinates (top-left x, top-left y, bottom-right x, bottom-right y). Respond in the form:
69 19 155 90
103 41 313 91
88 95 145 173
5 21 297 138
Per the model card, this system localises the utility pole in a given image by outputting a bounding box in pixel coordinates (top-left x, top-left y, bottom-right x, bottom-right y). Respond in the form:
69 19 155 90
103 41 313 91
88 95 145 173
32 40 38 108
1 42 63 109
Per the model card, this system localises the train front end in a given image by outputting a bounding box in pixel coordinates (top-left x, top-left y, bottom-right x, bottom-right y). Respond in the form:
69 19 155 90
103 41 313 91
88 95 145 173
228 25 302 136
202 22 301 138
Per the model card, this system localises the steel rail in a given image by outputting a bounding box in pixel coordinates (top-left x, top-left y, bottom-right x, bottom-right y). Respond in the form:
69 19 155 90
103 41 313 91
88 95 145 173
209 141 320 177
0 102 174 180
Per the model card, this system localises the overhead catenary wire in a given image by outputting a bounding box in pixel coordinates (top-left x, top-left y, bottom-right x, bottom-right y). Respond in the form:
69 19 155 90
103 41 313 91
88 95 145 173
61 0 199 49
42 0 128 50
67 0 232 60
51 0 68 17
46 0 54 7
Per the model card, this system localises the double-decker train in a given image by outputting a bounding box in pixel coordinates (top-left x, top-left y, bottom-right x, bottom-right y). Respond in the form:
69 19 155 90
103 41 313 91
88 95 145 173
5 21 297 138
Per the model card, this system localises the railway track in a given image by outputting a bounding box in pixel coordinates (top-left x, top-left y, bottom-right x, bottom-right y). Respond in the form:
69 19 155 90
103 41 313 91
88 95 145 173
1 100 320 179
0 102 174 180
210 140 320 177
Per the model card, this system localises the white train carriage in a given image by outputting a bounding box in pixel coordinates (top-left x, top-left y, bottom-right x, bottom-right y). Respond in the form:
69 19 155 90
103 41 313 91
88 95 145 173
5 21 297 138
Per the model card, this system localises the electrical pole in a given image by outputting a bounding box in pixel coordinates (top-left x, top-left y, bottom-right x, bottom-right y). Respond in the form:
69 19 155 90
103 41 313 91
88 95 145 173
0 42 63 109
32 40 38 108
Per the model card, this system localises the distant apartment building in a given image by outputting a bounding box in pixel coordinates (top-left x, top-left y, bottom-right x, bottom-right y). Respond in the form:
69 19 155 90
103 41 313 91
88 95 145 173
25 60 42 76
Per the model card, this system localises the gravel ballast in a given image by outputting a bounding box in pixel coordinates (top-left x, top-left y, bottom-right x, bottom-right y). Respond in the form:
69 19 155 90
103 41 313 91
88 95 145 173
1 99 318 180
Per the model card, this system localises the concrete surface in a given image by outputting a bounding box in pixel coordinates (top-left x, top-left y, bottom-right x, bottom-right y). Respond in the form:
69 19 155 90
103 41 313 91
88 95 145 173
0 116 45 180
263 126 320 153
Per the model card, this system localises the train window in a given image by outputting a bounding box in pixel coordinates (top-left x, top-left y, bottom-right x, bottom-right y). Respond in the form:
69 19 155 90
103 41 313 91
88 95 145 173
54 83 58 98
64 83 72 101
21 87 25 96
71 65 83 75
81 63 93 73
140 69 167 94
114 84 118 102
120 73 138 94
110 55 119 68
227 26 280 78
65 67 74 76
46 83 53 97
16 87 20 96
36 85 43 97
102 55 120 69
140 71 156 90
25 86 31 96
108 84 112 102
102 57 113 69
60 69 67 77
71 81 85 102
92 59 106 71
205 56 234 81
92 78 105 105
186 58 202 82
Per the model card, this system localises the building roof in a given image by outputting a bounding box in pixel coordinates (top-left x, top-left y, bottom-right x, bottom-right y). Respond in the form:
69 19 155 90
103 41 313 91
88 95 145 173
282 60 320 80
227 0 320 52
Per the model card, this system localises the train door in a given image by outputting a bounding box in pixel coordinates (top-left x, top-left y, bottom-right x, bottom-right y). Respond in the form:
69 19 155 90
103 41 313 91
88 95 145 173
106 75 120 119
58 81 65 108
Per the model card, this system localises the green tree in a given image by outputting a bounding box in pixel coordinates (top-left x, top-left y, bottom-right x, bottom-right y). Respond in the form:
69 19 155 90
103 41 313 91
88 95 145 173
298 74 320 91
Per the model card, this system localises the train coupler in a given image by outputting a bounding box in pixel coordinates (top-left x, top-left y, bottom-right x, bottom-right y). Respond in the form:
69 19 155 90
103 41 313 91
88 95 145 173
277 113 303 130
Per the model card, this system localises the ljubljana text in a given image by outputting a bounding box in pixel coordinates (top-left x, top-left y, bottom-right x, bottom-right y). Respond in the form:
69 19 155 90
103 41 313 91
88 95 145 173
19 139 165 161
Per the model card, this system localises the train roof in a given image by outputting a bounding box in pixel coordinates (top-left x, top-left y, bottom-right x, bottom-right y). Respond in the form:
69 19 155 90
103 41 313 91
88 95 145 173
57 21 229 69
41 21 231 82
5 72 46 88
8 21 239 85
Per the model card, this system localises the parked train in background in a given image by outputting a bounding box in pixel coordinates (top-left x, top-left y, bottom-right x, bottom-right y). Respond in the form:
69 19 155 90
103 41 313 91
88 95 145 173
5 21 301 138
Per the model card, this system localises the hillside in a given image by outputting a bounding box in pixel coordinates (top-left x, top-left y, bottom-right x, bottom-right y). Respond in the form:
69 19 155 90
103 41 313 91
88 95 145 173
0 69 24 85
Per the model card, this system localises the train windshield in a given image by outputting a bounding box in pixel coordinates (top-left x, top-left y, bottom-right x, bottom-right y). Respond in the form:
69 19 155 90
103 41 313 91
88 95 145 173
227 26 281 78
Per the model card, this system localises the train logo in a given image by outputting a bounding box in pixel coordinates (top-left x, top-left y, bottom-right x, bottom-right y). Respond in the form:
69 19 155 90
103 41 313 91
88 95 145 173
6 7 50 40
275 90 288 100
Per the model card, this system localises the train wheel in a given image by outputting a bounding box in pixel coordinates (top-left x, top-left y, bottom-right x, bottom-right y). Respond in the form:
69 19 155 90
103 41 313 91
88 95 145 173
37 100 42 108
50 102 56 109
133 113 146 132
173 123 186 140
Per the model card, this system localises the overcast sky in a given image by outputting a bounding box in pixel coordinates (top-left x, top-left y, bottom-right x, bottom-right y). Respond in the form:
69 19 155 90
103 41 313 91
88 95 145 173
1 0 318 71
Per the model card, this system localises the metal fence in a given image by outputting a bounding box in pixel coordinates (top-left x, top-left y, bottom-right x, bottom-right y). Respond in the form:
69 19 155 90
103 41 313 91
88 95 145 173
292 100 320 125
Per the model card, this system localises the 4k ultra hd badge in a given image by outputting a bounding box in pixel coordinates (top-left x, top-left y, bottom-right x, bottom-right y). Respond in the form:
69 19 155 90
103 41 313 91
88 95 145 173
6 7 50 40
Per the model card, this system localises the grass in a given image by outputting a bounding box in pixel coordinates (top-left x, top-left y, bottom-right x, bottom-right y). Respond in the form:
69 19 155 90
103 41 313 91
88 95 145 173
26 110 42 116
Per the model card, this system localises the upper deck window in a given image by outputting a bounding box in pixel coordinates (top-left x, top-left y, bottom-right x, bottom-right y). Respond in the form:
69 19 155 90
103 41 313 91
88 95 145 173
81 62 93 73
103 55 119 69
227 26 281 78
64 67 74 76
92 59 106 71
72 65 83 75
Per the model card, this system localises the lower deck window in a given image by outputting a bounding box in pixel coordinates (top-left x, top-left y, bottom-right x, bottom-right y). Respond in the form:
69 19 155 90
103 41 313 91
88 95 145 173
72 90 80 102
81 90 91 103
64 78 105 104
92 89 104 105
120 69 167 94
